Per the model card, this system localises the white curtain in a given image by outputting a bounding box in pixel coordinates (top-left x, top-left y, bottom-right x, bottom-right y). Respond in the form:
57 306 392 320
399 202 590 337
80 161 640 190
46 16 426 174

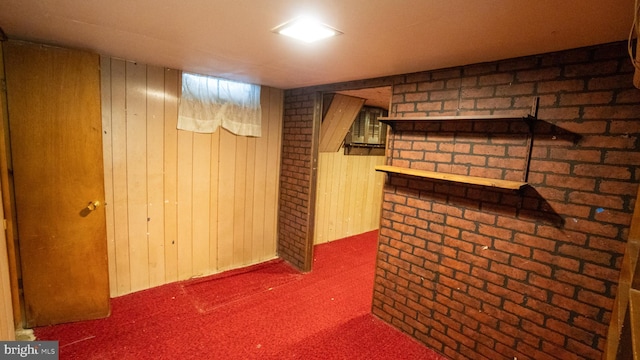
178 72 262 136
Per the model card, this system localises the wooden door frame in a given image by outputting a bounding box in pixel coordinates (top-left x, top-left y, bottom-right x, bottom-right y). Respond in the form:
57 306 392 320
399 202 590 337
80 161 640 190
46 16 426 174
302 92 323 272
0 38 21 329
605 185 640 359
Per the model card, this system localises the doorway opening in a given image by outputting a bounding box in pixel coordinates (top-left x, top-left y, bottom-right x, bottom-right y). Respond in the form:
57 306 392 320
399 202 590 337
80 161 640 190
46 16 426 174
313 86 391 245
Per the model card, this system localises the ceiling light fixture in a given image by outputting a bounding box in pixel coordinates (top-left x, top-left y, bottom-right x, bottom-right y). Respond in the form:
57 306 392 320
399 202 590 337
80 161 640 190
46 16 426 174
273 17 342 43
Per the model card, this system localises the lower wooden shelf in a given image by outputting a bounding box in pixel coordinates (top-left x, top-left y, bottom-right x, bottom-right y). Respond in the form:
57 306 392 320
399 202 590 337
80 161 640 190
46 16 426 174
375 165 528 190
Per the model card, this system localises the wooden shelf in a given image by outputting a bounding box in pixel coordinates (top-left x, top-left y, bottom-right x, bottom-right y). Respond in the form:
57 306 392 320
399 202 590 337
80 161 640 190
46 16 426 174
375 165 528 190
378 115 535 125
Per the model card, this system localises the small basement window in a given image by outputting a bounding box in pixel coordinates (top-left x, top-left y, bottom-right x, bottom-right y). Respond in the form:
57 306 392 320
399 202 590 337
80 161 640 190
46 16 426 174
344 106 388 155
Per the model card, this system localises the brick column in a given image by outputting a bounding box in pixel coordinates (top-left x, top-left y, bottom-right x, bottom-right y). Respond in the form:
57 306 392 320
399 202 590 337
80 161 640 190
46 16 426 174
277 90 320 271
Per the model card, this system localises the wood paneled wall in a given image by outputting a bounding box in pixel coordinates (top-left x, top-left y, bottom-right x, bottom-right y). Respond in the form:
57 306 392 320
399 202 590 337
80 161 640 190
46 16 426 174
314 150 385 244
100 57 283 297
0 43 15 338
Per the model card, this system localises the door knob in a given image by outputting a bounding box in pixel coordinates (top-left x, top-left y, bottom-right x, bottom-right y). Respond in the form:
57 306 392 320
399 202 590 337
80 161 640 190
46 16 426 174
86 201 101 211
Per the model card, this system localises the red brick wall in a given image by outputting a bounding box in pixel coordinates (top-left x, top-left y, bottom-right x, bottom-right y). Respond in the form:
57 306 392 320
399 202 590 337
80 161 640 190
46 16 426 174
279 41 640 359
278 89 317 270
372 42 640 360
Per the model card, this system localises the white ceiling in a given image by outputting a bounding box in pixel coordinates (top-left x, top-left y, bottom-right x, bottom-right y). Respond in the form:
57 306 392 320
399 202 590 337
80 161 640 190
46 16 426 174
0 0 635 89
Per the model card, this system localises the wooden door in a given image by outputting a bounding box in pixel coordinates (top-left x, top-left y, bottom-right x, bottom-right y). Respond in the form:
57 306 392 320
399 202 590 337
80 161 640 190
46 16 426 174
3 41 109 327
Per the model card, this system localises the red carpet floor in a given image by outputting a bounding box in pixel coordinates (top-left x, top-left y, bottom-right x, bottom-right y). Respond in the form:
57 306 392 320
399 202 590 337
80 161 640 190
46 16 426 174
34 231 448 359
